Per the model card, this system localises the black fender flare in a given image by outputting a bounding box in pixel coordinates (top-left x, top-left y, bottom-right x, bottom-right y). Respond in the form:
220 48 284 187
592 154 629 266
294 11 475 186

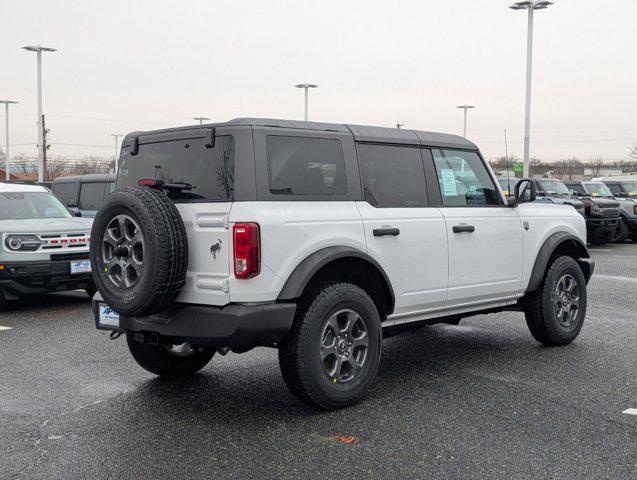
525 232 593 293
277 246 395 312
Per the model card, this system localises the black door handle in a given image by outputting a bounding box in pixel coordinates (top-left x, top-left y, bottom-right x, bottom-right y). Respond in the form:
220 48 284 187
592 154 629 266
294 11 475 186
452 225 475 233
373 227 400 237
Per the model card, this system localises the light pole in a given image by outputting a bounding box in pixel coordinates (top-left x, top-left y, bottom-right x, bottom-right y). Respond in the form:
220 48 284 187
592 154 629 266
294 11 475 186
111 134 123 173
456 105 475 138
1 100 18 181
509 0 554 178
294 83 318 121
193 116 210 125
22 45 57 183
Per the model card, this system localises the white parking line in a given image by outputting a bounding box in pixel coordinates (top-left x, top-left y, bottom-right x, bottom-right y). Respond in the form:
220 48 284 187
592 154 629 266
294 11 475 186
622 408 637 416
0 326 13 331
589 249 613 252
595 274 637 283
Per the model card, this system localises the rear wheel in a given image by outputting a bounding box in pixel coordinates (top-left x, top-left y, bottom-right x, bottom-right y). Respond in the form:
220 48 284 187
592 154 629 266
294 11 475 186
278 282 382 410
126 334 215 377
0 289 7 311
524 255 587 346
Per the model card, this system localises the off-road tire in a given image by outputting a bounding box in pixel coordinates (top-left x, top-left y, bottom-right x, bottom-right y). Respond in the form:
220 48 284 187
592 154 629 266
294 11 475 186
524 255 587 346
126 334 214 377
89 187 188 316
278 282 382 410
612 219 630 243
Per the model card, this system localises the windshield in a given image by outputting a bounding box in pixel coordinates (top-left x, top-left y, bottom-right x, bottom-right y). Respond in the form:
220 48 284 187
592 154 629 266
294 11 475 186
583 182 613 197
0 191 72 220
538 179 571 195
619 182 637 195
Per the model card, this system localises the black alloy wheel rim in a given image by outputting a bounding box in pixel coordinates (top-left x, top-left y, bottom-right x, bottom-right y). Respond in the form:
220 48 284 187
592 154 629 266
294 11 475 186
101 214 145 288
551 273 581 328
320 309 369 384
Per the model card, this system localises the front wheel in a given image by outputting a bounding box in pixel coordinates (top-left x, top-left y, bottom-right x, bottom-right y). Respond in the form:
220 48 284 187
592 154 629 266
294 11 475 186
524 255 587 346
126 334 215 377
278 282 382 410
612 219 630 243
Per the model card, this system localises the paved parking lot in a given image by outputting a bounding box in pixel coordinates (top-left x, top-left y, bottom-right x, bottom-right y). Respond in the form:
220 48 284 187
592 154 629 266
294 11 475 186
1 244 635 479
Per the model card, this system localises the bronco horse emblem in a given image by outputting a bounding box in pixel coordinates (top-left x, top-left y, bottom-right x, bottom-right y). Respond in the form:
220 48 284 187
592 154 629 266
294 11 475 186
210 239 222 259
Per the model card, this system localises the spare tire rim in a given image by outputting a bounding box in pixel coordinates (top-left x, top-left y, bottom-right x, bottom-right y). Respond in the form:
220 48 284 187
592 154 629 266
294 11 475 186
320 309 369 384
101 214 144 288
552 273 580 328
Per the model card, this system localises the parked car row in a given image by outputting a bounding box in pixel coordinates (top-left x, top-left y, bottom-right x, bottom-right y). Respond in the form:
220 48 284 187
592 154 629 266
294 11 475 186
498 176 636 244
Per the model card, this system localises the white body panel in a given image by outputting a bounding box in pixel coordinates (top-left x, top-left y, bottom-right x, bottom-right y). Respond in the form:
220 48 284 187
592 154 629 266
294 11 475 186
440 206 524 304
356 202 447 316
174 199 587 322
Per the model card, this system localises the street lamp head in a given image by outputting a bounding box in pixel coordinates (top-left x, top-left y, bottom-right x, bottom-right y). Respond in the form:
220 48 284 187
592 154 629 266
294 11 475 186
22 45 57 53
0 100 19 105
509 0 553 10
295 83 318 89
456 105 475 109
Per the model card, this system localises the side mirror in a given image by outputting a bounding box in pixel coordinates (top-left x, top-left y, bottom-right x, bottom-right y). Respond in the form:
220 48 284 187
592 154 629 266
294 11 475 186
68 207 81 217
513 178 536 205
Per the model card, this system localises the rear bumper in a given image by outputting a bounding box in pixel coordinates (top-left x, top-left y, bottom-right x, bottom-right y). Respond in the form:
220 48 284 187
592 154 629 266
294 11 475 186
0 259 93 296
92 293 296 352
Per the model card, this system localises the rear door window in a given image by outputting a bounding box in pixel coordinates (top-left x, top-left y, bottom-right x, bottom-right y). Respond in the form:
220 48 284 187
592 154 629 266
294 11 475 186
51 182 77 206
358 144 427 207
118 136 235 202
78 182 106 210
266 136 346 195
432 149 501 206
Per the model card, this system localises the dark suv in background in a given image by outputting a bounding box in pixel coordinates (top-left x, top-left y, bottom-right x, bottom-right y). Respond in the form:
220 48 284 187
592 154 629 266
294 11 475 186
564 181 621 245
498 177 585 216
51 174 116 217
577 181 637 242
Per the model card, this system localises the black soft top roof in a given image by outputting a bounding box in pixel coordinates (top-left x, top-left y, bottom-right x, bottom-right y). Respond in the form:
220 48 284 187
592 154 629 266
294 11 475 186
123 118 477 151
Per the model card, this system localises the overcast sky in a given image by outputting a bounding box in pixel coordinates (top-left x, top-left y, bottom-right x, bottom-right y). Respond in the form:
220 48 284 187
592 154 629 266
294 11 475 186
1 0 635 163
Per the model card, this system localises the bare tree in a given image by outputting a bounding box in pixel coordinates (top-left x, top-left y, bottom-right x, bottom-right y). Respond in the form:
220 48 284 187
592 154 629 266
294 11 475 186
628 144 637 162
13 153 36 175
588 156 605 178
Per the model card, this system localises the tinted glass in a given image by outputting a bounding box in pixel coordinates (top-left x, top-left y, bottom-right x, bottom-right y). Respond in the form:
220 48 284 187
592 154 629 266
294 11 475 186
79 182 106 210
583 182 613 197
51 181 77 206
538 179 571 195
118 135 235 202
359 144 427 207
619 182 637 195
0 192 71 220
267 136 346 195
107 182 116 194
568 184 586 195
432 150 501 206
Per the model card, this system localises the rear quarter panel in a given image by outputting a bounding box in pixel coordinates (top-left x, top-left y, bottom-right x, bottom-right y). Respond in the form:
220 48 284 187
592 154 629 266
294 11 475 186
228 201 366 303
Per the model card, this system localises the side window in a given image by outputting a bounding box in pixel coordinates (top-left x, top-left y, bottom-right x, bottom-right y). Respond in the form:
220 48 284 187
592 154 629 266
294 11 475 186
569 184 586 195
51 182 77 206
107 182 116 195
267 136 346 195
432 149 501 206
358 144 427 207
78 182 106 210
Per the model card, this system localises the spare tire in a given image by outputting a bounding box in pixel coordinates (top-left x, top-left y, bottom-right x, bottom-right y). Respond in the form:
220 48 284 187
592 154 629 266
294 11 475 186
89 187 188 316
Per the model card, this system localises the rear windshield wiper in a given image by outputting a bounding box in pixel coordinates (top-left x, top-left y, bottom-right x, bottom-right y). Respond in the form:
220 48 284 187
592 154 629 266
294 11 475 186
162 181 195 191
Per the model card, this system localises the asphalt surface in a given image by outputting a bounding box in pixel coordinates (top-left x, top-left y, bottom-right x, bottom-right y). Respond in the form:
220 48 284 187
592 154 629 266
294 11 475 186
1 244 636 479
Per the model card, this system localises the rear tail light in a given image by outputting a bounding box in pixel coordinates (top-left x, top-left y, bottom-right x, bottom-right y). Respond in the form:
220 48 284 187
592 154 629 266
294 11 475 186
233 223 260 279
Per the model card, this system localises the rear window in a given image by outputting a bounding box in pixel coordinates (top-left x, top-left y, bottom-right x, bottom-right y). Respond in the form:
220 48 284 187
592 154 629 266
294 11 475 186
118 135 235 202
359 144 427 207
51 181 77 206
79 182 106 210
267 136 346 195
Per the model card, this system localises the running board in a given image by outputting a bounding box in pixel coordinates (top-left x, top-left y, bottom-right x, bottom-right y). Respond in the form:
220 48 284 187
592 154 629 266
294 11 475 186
383 295 522 328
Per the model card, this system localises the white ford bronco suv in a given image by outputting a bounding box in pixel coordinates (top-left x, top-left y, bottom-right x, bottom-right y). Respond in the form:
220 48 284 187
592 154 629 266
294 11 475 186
0 182 94 309
90 118 594 410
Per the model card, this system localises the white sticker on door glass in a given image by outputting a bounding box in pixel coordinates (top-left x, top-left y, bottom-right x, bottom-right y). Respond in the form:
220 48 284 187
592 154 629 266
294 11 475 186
440 169 457 196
